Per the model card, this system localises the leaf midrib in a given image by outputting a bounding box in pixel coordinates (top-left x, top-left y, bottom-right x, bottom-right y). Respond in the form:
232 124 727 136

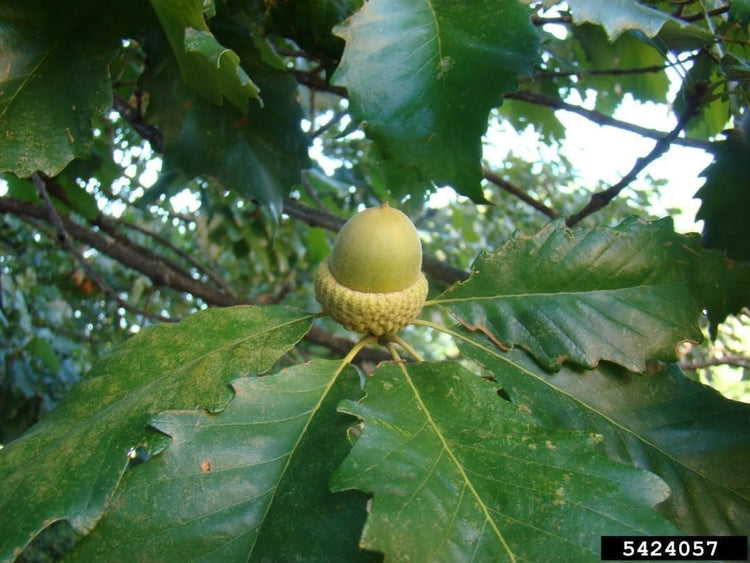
398 361 517 562
474 338 749 505
427 281 690 306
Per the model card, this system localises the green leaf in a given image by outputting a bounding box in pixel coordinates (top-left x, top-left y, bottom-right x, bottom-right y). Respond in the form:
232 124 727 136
0 2 125 177
731 0 750 27
432 218 704 372
333 0 539 202
332 361 678 561
674 52 732 140
680 227 750 339
142 21 310 218
25 337 60 373
149 0 260 112
68 359 376 561
568 0 713 48
0 305 313 561
571 24 670 110
263 0 364 71
461 343 750 535
695 137 750 261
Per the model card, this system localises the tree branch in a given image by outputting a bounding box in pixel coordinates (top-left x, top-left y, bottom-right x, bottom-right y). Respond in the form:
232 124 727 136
482 168 559 219
29 174 175 322
680 355 750 371
505 91 711 151
291 69 712 152
565 94 702 226
1 195 243 308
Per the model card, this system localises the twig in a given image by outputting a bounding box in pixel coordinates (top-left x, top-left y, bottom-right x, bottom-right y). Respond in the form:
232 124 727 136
299 172 327 211
530 14 573 26
678 5 730 23
482 168 559 219
30 174 175 323
526 58 691 82
291 69 711 151
505 91 711 151
304 326 392 363
112 91 163 152
310 109 348 139
565 94 702 226
680 355 750 370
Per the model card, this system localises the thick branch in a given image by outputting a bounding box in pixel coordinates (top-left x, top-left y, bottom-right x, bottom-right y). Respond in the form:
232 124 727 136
566 94 702 226
0 196 243 307
30 175 175 322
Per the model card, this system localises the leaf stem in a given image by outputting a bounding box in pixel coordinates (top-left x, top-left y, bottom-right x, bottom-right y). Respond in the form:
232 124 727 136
384 334 425 362
386 342 402 362
334 334 379 377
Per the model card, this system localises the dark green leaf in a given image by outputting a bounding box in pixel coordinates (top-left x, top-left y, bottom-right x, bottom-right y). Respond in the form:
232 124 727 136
59 181 100 221
681 228 750 339
0 2 126 176
142 21 310 217
730 0 750 27
149 0 260 112
333 0 539 202
0 305 313 561
69 359 376 561
332 361 678 561
674 51 732 140
461 342 750 535
695 136 750 261
264 0 364 72
432 218 703 372
26 337 60 373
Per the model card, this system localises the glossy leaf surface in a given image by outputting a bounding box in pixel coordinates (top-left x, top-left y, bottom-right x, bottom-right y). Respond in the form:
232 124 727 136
69 360 376 561
461 341 750 535
433 218 705 372
333 0 539 201
332 361 678 561
0 306 313 561
0 2 125 176
567 0 713 47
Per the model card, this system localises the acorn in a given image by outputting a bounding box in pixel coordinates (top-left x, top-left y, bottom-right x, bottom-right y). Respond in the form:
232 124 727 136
315 203 428 335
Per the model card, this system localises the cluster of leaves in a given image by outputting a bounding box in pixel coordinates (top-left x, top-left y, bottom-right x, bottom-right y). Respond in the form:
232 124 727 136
1 0 749 561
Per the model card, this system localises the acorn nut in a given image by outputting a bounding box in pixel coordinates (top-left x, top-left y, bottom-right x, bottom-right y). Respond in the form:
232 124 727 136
315 203 428 335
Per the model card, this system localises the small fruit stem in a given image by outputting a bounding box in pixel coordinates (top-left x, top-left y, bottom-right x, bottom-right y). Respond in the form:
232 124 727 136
384 334 425 362
334 334 379 377
386 342 402 362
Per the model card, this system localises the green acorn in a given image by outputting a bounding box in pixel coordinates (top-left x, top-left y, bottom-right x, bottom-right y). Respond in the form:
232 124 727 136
315 203 428 335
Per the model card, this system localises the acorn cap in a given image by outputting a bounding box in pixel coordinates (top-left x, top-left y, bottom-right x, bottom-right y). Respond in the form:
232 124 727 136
316 261 428 335
315 204 428 335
